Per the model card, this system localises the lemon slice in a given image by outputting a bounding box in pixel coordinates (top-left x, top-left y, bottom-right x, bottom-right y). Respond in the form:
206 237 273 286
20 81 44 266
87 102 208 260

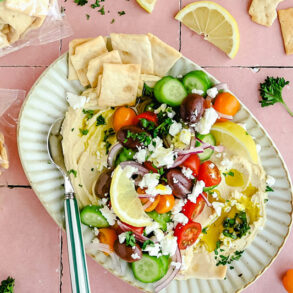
175 1 240 58
136 0 158 13
110 166 152 227
211 121 259 164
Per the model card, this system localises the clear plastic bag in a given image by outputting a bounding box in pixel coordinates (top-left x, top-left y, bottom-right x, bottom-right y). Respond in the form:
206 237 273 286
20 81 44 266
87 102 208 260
0 0 72 57
0 89 26 176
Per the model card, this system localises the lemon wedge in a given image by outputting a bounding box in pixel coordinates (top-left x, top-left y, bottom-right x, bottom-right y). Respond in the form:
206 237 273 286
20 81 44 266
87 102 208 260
136 0 158 13
110 166 152 227
175 1 240 58
211 121 259 164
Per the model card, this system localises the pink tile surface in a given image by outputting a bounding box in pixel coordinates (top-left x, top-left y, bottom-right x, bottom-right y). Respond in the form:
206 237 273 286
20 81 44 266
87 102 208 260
0 0 292 293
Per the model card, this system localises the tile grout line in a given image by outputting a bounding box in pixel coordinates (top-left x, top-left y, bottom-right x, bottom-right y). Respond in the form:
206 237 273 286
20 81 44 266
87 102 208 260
0 184 31 189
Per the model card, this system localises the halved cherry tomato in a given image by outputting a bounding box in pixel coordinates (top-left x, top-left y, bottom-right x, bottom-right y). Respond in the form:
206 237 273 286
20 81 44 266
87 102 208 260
213 92 240 122
155 194 175 214
174 221 202 250
143 161 158 173
140 195 161 212
283 269 293 293
181 154 200 177
119 222 145 235
113 107 136 132
182 193 206 221
98 228 118 253
197 160 221 187
134 111 158 126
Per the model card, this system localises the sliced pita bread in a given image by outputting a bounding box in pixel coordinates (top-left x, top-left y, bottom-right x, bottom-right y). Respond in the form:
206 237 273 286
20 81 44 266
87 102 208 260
278 8 293 55
87 50 122 88
70 36 108 86
147 33 182 76
5 0 49 16
249 0 284 27
110 33 153 74
0 132 9 171
137 74 161 96
98 63 141 108
0 31 10 48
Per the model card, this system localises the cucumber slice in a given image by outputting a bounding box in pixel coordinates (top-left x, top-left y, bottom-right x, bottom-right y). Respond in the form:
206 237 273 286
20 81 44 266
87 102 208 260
131 254 165 283
80 205 109 228
154 76 187 107
158 255 170 275
182 70 212 94
197 133 216 161
146 211 171 232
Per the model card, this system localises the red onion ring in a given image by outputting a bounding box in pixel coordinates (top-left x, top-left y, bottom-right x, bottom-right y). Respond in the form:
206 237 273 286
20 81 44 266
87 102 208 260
107 143 123 167
216 110 233 120
196 137 224 153
117 220 149 243
189 128 196 149
143 200 153 210
169 154 191 168
138 194 157 198
176 146 205 156
201 193 212 207
214 83 228 92
120 161 149 175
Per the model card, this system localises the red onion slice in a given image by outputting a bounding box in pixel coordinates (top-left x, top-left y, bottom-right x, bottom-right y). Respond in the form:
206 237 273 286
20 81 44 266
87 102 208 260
117 220 149 243
107 143 123 167
201 193 212 207
138 194 157 198
216 110 233 120
176 146 206 156
86 242 112 255
143 200 153 210
214 83 228 92
120 161 149 175
169 154 191 168
189 128 196 149
196 137 224 153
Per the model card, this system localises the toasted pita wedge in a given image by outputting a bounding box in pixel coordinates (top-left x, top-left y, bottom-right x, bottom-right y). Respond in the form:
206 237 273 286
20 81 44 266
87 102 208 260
137 74 161 96
0 133 9 171
0 31 9 48
147 33 182 76
110 33 153 74
5 0 49 16
98 63 141 108
87 50 122 88
249 0 284 27
70 36 108 86
278 8 293 55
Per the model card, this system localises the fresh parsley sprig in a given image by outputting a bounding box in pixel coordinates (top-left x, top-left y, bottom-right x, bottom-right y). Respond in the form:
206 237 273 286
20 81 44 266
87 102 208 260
0 277 15 293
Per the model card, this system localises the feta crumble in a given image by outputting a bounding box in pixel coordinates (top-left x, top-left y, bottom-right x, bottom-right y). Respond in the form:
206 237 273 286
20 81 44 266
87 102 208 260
145 221 160 235
179 129 192 145
191 89 204 95
182 167 194 179
172 212 189 226
161 235 178 256
66 92 88 110
143 242 161 257
150 147 175 168
256 144 261 153
212 202 225 216
172 199 186 215
188 180 205 203
169 121 182 136
206 87 218 98
154 229 165 241
94 227 99 236
123 166 138 179
131 253 141 260
134 148 147 164
119 232 127 244
171 262 182 269
139 173 160 193
100 206 116 225
194 107 218 135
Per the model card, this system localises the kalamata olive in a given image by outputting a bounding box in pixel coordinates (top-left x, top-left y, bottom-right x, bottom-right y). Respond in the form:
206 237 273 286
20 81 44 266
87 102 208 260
167 168 193 198
180 94 204 124
94 169 112 198
117 125 150 149
113 239 142 263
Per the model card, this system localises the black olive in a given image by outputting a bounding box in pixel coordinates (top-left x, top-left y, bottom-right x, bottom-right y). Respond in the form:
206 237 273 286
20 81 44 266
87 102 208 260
113 239 142 263
94 169 112 198
180 94 204 124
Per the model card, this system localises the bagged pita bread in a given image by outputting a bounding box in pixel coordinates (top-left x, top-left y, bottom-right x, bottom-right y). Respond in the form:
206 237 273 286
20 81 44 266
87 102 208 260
110 33 153 74
87 50 122 88
278 8 293 55
98 63 141 108
70 36 108 86
249 0 284 27
68 38 92 80
5 0 50 16
147 33 182 76
0 132 9 175
137 74 161 96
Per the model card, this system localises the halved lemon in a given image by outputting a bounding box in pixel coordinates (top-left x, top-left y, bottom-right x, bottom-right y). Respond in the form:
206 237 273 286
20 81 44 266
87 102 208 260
175 1 240 58
110 166 152 227
211 121 259 164
136 0 158 13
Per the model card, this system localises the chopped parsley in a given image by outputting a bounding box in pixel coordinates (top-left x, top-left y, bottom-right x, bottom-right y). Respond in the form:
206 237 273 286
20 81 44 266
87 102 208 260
91 0 101 8
118 10 126 16
79 128 89 135
78 184 83 187
202 227 208 234
111 18 115 24
264 198 269 203
68 169 77 177
265 185 274 192
125 231 136 247
98 5 105 15
125 130 151 146
103 128 115 154
142 240 154 250
153 117 173 137
223 171 234 177
71 128 74 132
142 83 154 98
140 118 156 131
83 109 94 120
74 0 88 5
96 114 106 126
86 14 90 19
0 276 15 293
216 250 244 266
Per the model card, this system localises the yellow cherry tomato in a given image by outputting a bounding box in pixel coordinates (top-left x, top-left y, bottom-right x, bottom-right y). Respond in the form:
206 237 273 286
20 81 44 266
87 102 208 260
98 228 117 254
113 107 136 132
155 194 175 214
283 269 293 293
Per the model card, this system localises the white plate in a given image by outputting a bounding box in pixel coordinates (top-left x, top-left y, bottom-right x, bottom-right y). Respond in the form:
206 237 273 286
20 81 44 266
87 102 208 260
18 53 293 293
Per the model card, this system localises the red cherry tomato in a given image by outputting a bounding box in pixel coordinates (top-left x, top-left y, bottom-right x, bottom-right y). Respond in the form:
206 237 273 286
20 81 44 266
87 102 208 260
197 160 221 187
174 221 202 250
181 154 200 177
182 193 206 221
134 111 158 126
119 222 144 235
143 161 158 173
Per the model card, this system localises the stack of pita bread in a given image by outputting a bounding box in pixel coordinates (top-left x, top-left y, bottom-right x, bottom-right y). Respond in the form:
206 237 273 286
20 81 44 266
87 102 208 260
0 0 50 49
68 33 182 108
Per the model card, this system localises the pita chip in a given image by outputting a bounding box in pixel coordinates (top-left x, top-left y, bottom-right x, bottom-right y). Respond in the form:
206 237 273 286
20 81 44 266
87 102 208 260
110 33 153 74
5 0 50 16
98 63 141 108
137 74 161 96
147 33 182 76
0 133 9 173
249 0 284 27
87 50 122 88
70 36 108 86
278 8 293 55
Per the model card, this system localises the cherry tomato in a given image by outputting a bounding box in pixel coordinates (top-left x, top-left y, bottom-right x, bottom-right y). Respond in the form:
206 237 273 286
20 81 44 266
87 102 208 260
174 221 202 250
182 193 206 221
213 92 240 122
113 107 136 132
140 195 161 212
98 228 118 253
119 222 145 235
283 269 293 293
134 111 158 126
181 154 200 177
197 160 221 187
155 194 175 214
143 161 159 173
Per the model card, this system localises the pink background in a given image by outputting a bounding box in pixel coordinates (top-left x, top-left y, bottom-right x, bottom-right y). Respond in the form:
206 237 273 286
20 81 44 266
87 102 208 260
0 0 293 292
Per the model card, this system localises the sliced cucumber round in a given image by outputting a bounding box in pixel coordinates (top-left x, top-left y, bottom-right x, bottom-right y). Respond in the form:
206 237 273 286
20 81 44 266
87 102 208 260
182 70 212 94
197 133 216 161
158 255 170 276
80 205 109 228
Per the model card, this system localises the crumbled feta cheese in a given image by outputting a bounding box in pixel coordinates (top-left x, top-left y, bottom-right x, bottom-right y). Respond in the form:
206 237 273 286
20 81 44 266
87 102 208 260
172 213 189 226
256 144 261 153
173 177 179 184
131 253 141 260
94 227 99 236
148 137 163 152
66 92 87 110
100 206 116 225
169 121 182 136
266 175 275 187
212 192 218 199
123 166 138 179
92 238 100 244
206 87 218 98
172 199 185 215
167 110 176 118
154 104 167 114
179 129 192 145
209 163 215 169
212 202 225 216
145 221 160 235
143 242 161 257
166 222 174 232
150 147 175 168
215 153 222 158
220 158 233 169
154 229 165 241
119 232 127 244
171 262 182 269
182 167 194 179
188 180 205 203
194 107 218 135
134 148 147 164
161 235 177 256
154 184 173 195
191 89 204 95
139 173 160 193
98 197 108 206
